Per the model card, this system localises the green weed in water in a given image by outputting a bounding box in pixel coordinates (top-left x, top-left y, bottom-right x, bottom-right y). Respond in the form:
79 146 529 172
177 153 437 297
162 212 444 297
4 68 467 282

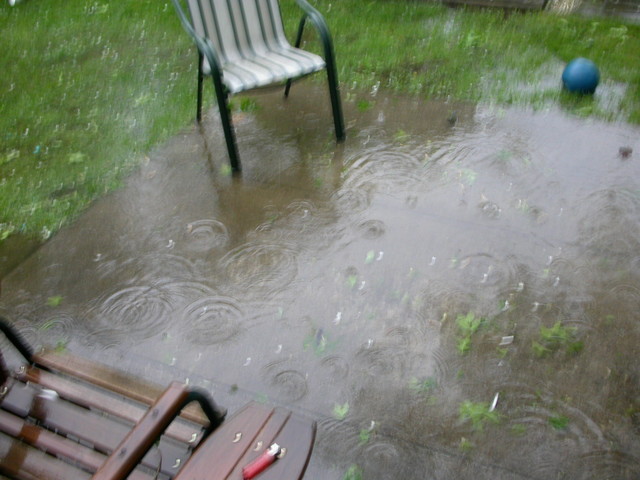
365 250 375 264
46 296 64 307
511 423 527 435
333 402 350 420
540 321 575 344
358 428 371 445
549 414 570 430
567 340 585 354
459 400 500 431
458 168 478 186
342 464 363 480
532 340 551 357
456 312 485 355
409 376 437 394
533 321 582 357
303 327 336 356
220 164 233 177
457 336 472 355
457 312 483 336
393 129 410 143
459 437 474 451
497 347 509 358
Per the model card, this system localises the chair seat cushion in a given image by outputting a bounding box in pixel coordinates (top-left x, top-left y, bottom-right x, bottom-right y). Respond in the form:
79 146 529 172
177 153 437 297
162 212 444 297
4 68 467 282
203 47 326 94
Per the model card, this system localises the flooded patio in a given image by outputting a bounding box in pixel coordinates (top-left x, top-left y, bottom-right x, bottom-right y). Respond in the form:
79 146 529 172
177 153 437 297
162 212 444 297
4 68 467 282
1 82 639 479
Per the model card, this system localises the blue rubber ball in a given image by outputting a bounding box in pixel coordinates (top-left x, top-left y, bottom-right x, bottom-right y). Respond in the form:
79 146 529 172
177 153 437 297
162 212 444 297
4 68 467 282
562 58 600 94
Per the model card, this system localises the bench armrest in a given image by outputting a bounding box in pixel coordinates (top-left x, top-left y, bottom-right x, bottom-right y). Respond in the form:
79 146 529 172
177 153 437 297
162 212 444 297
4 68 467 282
0 316 34 364
93 382 225 480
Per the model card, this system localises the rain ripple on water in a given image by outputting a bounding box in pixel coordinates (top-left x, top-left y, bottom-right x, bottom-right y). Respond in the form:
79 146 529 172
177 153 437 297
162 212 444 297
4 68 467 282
356 218 387 240
100 253 202 284
342 147 425 197
219 242 299 299
183 219 229 253
180 295 247 346
262 359 309 402
84 285 174 345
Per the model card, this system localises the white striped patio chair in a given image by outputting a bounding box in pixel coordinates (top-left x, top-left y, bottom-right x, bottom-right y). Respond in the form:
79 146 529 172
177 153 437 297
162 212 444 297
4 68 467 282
171 0 345 173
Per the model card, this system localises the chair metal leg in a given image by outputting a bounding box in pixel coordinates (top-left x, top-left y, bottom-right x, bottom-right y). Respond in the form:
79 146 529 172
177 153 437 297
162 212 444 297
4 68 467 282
285 72 344 143
212 78 241 173
284 77 294 98
284 16 307 99
326 62 345 142
287 14 345 142
196 54 204 123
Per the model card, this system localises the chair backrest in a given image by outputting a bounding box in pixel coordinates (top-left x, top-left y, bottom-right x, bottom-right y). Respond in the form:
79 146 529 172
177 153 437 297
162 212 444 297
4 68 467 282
186 0 289 65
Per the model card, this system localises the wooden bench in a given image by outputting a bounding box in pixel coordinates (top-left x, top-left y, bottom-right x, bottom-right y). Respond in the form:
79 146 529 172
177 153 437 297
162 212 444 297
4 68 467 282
0 319 315 480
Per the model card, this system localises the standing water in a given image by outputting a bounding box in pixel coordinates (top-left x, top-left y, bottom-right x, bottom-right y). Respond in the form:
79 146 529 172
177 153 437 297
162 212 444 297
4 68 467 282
1 83 639 479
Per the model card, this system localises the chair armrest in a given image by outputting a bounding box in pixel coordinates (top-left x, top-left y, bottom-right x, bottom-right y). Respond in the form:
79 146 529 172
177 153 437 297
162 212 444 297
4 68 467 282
295 0 330 33
294 0 335 50
92 382 225 480
292 0 338 73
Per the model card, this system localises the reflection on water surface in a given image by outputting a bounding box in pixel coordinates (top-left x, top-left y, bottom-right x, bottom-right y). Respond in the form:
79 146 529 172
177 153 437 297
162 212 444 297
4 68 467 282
1 83 639 479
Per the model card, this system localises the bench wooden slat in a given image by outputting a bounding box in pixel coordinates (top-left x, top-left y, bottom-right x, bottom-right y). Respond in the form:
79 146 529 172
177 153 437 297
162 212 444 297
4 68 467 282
0 411 155 480
33 351 214 426
0 381 32 418
226 408 291 479
253 411 316 480
0 408 105 472
19 366 204 445
175 402 274 479
0 379 193 478
0 431 91 480
176 402 316 479
1 379 132 453
33 351 163 406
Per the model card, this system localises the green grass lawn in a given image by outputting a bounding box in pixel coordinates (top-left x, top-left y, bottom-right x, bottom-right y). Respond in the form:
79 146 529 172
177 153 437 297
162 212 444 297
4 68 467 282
303 0 640 121
1 0 195 241
1 0 639 241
